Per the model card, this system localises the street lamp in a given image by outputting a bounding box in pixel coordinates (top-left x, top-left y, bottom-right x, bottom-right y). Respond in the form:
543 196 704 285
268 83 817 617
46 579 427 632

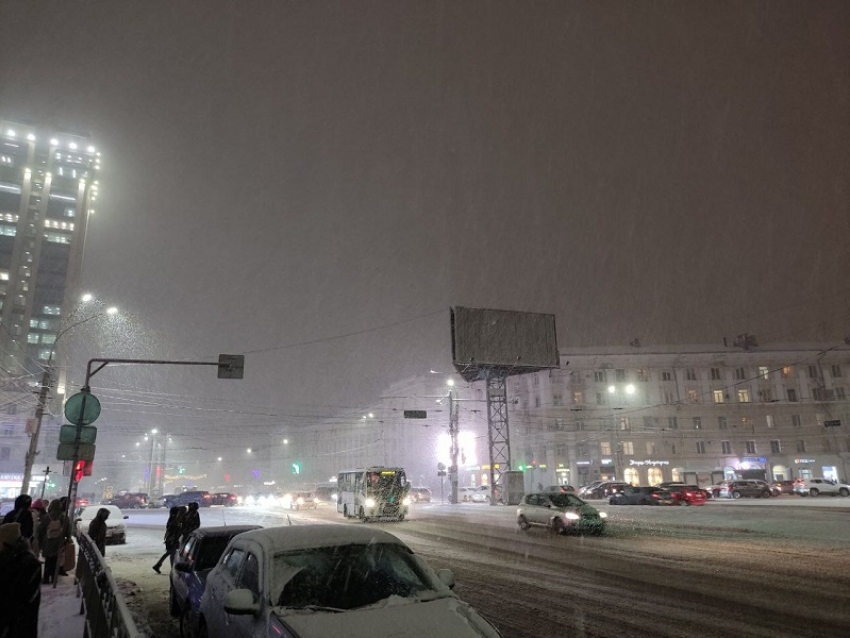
21 295 118 494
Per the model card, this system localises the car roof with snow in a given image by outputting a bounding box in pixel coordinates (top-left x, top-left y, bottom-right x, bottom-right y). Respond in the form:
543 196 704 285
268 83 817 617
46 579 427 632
232 524 408 553
188 524 262 539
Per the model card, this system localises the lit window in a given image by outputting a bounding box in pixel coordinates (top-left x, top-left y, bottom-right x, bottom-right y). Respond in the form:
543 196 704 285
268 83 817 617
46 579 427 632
759 366 770 379
27 334 39 344
738 388 750 403
713 390 724 404
600 441 612 455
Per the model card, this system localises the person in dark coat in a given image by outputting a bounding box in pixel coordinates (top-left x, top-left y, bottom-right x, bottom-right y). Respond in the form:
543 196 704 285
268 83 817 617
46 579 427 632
152 506 184 573
29 499 48 558
0 522 41 638
1 494 34 541
180 502 201 543
39 499 71 583
87 508 110 556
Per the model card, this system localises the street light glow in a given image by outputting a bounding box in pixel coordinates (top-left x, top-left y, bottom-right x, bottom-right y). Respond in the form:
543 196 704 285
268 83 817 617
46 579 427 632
626 384 636 394
106 306 118 315
217 457 223 461
151 428 158 434
81 293 93 302
447 379 455 387
608 385 616 394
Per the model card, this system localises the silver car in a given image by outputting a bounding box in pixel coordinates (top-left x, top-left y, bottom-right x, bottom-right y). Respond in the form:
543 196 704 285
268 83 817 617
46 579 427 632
517 492 607 535
198 525 502 637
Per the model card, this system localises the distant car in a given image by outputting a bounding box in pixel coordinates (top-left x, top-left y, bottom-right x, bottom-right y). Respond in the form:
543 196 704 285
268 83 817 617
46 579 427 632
715 480 771 499
165 491 213 508
577 481 603 498
470 485 496 503
410 486 432 503
517 492 607 535
210 493 237 507
794 478 850 497
544 485 576 493
664 485 707 506
74 504 128 544
771 480 795 495
103 492 148 509
583 481 630 500
609 486 673 506
286 491 319 510
74 498 90 507
169 525 262 638
314 486 337 503
150 495 170 509
198 525 502 638
458 486 476 502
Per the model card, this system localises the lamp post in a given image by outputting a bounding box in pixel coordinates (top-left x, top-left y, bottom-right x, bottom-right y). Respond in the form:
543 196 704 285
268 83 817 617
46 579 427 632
20 297 117 495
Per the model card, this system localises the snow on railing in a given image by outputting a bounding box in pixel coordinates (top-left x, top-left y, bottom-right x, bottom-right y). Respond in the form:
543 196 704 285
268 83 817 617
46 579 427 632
75 532 144 638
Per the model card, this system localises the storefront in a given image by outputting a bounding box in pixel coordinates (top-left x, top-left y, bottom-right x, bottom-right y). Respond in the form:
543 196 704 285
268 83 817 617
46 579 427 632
627 459 671 485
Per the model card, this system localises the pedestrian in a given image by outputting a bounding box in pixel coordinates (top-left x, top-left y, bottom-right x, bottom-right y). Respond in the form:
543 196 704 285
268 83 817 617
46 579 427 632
39 499 70 584
0 522 41 638
29 499 48 558
152 506 183 573
181 502 201 543
87 508 110 557
2 494 34 542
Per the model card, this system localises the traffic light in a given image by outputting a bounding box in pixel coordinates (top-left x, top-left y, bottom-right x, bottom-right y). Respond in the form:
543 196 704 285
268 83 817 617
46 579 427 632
74 460 93 482
292 463 301 475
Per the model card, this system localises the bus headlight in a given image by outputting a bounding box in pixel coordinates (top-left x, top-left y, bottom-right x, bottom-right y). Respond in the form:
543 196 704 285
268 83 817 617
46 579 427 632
402 496 412 506
365 498 376 508
296 497 304 505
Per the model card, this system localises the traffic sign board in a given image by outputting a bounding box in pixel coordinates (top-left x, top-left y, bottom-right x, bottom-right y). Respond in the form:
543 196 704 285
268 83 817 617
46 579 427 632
59 424 97 445
64 392 101 425
404 410 427 419
57 442 95 461
217 354 245 379
825 419 841 427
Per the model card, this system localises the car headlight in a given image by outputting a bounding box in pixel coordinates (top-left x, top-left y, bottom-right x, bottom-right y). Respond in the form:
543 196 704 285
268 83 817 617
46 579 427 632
402 496 412 506
313 497 320 503
599 512 608 519
296 497 304 505
565 512 580 520
245 495 255 505
365 498 376 508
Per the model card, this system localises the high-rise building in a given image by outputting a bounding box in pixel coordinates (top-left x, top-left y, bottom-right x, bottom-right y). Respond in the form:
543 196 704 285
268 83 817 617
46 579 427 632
0 119 99 487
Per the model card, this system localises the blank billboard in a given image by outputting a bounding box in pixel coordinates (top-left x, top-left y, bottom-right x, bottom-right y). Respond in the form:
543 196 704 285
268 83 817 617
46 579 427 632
451 307 558 377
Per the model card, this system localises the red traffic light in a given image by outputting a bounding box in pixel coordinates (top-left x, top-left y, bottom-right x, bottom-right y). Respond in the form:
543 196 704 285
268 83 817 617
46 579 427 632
74 460 93 482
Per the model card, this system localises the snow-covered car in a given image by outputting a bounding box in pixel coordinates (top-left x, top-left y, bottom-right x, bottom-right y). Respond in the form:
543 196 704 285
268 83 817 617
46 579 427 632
170 525 262 638
73 504 128 544
470 485 496 503
793 478 850 497
286 491 319 510
198 525 502 638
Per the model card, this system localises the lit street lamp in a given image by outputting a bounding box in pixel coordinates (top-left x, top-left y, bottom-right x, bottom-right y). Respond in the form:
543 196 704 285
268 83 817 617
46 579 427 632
21 295 118 494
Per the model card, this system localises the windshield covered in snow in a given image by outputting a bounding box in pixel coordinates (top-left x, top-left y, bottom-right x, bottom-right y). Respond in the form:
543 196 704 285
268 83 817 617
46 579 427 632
273 542 436 610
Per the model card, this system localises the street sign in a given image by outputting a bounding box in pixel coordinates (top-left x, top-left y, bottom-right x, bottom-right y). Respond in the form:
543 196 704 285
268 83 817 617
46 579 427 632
59 424 97 445
403 410 427 419
57 442 95 461
64 392 101 425
825 419 841 427
217 354 245 379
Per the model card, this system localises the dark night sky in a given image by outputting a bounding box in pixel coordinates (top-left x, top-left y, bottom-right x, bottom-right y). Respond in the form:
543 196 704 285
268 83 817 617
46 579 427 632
1 1 849 456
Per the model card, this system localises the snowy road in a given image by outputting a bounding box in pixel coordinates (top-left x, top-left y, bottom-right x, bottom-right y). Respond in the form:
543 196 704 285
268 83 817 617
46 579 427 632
105 500 850 638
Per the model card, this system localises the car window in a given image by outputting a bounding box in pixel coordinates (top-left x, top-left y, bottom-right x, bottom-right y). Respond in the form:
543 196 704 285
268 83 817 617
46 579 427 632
181 537 196 562
237 552 261 597
196 536 236 571
223 548 246 580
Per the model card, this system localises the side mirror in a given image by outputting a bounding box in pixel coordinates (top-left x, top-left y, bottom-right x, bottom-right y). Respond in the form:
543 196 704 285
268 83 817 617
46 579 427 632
123 516 129 520
224 589 260 615
436 569 455 590
173 561 193 573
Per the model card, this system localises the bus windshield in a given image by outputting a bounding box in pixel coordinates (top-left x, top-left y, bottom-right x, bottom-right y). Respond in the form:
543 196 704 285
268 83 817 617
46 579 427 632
366 469 406 493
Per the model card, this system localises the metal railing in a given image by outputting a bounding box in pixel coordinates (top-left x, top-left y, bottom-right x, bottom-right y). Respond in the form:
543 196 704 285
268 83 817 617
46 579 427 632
74 532 144 638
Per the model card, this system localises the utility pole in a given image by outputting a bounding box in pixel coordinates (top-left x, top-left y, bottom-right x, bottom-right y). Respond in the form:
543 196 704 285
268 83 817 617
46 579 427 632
21 367 52 495
448 386 459 505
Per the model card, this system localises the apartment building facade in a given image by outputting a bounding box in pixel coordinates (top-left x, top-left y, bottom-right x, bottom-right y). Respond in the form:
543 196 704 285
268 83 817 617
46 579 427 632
509 344 850 490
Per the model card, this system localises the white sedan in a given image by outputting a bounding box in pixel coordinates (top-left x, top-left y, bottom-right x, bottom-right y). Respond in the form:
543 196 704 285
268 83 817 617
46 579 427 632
73 504 128 544
198 525 502 638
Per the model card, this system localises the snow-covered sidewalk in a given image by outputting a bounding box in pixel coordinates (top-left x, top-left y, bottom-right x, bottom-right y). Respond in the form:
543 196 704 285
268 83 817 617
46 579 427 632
38 574 86 638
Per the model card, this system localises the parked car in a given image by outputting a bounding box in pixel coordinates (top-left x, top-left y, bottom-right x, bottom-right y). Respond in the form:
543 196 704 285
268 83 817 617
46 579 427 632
793 478 850 497
103 492 148 509
410 486 432 503
544 485 576 493
659 482 711 500
170 525 262 638
665 484 707 506
150 495 170 509
577 481 603 498
197 525 502 638
165 491 213 508
285 491 319 510
583 481 630 500
771 480 796 495
458 486 476 502
210 492 237 507
609 486 673 505
74 504 128 544
517 492 607 535
716 480 772 499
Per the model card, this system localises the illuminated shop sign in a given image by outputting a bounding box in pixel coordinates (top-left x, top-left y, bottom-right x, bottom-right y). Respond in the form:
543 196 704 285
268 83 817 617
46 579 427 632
794 458 815 464
629 460 670 467
600 458 613 465
743 457 766 464
576 461 591 466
